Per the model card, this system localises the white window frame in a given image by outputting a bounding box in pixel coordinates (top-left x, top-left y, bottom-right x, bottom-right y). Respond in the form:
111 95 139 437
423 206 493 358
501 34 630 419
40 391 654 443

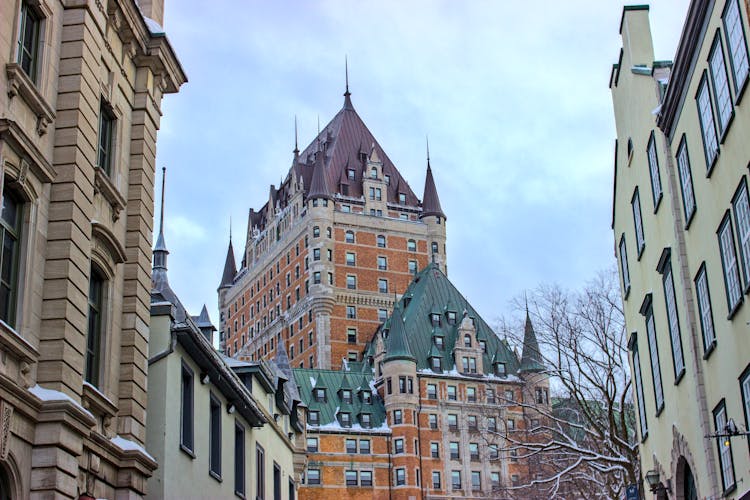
631 338 648 440
619 235 630 295
697 73 719 169
661 260 685 380
714 401 736 492
723 0 749 97
695 263 717 354
647 132 662 209
644 299 664 413
709 33 733 135
632 188 645 257
676 136 696 225
732 179 750 289
718 213 742 314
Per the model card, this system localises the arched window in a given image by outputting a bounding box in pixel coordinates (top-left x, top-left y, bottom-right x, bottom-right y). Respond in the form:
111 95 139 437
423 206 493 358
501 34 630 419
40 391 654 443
0 190 22 326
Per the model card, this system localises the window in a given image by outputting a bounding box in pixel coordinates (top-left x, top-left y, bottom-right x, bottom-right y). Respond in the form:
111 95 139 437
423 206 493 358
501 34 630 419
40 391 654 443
496 362 506 376
741 368 750 454
469 442 479 461
733 179 750 288
505 418 513 431
432 471 441 489
431 442 440 458
643 296 664 412
697 73 719 169
427 384 437 399
488 416 497 432
393 409 403 425
97 100 116 175
345 231 355 243
346 305 356 319
361 390 372 404
347 328 357 344
377 235 386 247
314 388 326 402
313 248 320 261
306 468 320 485
714 400 736 493
377 256 387 270
659 254 685 380
16 2 40 81
646 132 662 208
234 422 245 496
339 412 351 427
341 389 352 404
448 414 458 431
378 308 388 322
307 437 318 452
408 260 418 275
718 212 742 314
468 415 478 431
346 438 357 454
180 363 194 453
308 410 319 425
347 275 356 290
491 472 500 489
395 468 406 486
695 264 716 354
709 34 733 136
346 252 355 266
0 191 21 326
86 268 106 386
434 336 444 349
430 355 442 372
394 438 404 454
471 471 481 491
451 471 461 490
209 394 221 478
429 414 438 429
489 444 499 459
447 385 456 401
398 193 406 205
630 335 648 441
399 376 407 393
449 441 460 459
313 226 320 238
407 239 416 251
467 387 476 402
360 470 373 487
345 470 358 486
723 0 749 94
676 136 696 224
505 389 514 402
313 271 320 284
632 188 645 256
359 439 371 454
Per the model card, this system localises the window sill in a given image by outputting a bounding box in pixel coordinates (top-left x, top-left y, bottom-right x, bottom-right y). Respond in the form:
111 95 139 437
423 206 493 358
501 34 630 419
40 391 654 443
735 74 749 106
703 340 717 360
209 470 222 482
655 403 665 417
5 63 55 136
0 320 39 366
684 207 696 230
179 444 196 459
722 483 737 497
653 194 662 214
82 382 118 422
94 167 126 222
706 151 720 178
727 297 743 320
641 430 649 444
673 368 686 385
234 491 246 499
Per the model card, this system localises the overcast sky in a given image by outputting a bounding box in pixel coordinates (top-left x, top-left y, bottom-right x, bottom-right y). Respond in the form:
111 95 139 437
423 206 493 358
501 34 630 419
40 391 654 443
154 1 689 330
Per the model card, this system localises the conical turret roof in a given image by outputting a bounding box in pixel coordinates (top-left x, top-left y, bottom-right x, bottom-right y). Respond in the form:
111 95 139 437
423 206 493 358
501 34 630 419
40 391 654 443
519 310 545 373
193 305 215 330
307 149 333 200
420 163 445 219
383 306 415 363
219 238 237 289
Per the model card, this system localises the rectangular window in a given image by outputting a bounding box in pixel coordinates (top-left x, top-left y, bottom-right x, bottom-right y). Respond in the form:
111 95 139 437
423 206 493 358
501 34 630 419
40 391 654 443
86 268 106 387
273 463 281 500
394 438 404 454
427 384 437 399
695 263 717 354
448 414 457 431
378 279 388 293
714 400 736 492
307 437 318 452
491 472 500 489
630 335 649 441
347 275 356 290
718 212 742 314
697 73 719 169
0 190 21 327
468 415 478 430
97 100 116 175
467 387 476 402
306 468 320 485
209 394 221 478
431 442 440 458
180 363 194 453
359 439 370 454
378 308 388 322
360 470 373 487
632 188 645 257
308 410 319 425
432 471 441 489
346 438 357 454
449 441 460 459
733 179 750 288
660 257 685 380
487 416 497 432
377 256 387 270
447 385 456 401
234 422 245 496
429 414 438 429
393 409 402 425
647 132 663 208
643 297 664 412
676 136 696 224
346 252 356 266
395 468 405 486
345 470 358 486
452 471 462 490
709 33 733 135
16 2 40 81
471 471 481 491
257 445 266 497
346 305 356 319
619 235 630 295
740 367 750 451
723 0 749 94
469 442 479 461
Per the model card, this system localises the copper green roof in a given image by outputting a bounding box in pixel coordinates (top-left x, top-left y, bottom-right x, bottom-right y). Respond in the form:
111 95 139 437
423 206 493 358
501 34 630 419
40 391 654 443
383 305 415 363
375 263 519 374
292 368 387 431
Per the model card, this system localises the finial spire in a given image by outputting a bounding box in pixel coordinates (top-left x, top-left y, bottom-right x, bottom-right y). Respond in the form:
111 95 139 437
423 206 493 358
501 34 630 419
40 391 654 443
153 167 169 270
293 115 299 156
426 135 430 167
345 55 350 96
159 166 165 235
229 216 232 242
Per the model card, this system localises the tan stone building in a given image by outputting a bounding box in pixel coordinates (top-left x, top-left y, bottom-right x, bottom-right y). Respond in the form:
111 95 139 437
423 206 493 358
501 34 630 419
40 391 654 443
147 203 305 499
217 87 445 371
612 2 750 498
0 0 184 497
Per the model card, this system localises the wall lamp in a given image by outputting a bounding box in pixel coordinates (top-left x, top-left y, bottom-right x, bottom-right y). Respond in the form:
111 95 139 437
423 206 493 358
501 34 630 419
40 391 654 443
645 469 671 496
200 373 210 384
227 403 236 414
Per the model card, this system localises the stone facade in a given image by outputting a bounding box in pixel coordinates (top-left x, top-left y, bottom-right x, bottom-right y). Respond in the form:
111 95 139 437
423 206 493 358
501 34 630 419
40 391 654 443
0 0 184 497
612 2 750 498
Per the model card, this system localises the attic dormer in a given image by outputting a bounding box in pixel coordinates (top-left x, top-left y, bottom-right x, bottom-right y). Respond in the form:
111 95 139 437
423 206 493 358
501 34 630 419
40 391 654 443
453 311 484 375
363 144 387 215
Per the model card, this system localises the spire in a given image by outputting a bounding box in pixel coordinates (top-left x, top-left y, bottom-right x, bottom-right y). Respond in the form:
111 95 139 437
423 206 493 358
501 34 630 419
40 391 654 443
307 146 333 200
383 306 415 363
153 167 169 270
343 55 353 110
519 310 545 373
420 151 446 220
293 115 299 157
192 304 217 342
218 228 237 290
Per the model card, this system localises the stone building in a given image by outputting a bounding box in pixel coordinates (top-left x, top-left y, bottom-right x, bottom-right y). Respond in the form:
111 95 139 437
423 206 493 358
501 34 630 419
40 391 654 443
146 190 305 499
217 86 446 371
611 2 750 498
0 0 184 497
293 263 550 499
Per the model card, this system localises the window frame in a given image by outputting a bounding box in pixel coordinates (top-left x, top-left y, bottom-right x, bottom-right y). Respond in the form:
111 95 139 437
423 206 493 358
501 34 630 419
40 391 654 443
646 131 663 210
16 1 41 82
0 189 22 327
658 252 685 382
641 295 664 414
85 266 107 387
676 135 697 227
180 361 195 455
257 444 266 497
718 211 743 317
713 399 737 494
629 334 649 442
209 393 222 480
722 0 750 101
234 421 245 496
632 188 645 258
695 262 717 357
708 31 735 139
696 71 720 172
732 178 750 292
619 234 631 297
97 99 116 176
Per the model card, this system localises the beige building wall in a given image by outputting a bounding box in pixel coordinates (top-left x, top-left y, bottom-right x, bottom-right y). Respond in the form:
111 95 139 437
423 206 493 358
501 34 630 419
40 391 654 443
612 2 750 498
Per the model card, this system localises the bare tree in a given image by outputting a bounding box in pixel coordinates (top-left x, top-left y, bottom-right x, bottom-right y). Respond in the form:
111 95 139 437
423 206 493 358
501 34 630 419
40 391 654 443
493 268 640 499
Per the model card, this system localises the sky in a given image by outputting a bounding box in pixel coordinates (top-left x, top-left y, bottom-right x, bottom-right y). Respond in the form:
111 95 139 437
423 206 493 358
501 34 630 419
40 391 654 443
154 0 689 331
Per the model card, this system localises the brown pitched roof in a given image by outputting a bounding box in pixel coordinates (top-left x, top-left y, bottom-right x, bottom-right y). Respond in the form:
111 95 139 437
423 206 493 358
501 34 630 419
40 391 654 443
420 163 445 219
218 238 237 289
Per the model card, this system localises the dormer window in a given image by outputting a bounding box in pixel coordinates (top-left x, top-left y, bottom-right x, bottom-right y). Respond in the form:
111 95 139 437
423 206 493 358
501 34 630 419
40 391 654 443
341 389 352 404
462 357 477 374
384 174 391 185
431 313 441 327
339 412 352 427
398 193 406 205
479 340 486 353
348 169 355 180
370 167 377 179
434 336 444 349
361 390 372 404
447 311 457 325
464 334 472 348
431 356 442 372
314 388 326 402
495 363 506 377
308 410 320 425
360 413 371 428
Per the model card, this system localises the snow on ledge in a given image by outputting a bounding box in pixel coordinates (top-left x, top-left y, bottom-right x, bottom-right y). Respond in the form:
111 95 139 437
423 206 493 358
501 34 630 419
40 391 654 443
144 17 165 35
111 435 156 462
28 384 94 420
308 420 391 434
83 381 116 408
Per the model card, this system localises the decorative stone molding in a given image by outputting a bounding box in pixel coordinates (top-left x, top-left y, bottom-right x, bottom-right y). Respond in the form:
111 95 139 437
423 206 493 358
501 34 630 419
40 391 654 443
670 425 701 500
0 119 55 184
0 401 14 460
91 221 127 265
93 167 126 222
5 64 55 136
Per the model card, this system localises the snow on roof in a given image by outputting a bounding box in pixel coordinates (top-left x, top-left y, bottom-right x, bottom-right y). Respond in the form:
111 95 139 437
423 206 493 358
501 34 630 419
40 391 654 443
111 435 156 462
143 17 165 35
28 384 94 420
309 420 391 434
309 376 317 388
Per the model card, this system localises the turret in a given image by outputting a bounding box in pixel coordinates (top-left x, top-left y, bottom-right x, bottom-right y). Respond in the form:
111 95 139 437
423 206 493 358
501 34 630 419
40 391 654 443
420 142 448 273
192 304 216 344
519 309 545 374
